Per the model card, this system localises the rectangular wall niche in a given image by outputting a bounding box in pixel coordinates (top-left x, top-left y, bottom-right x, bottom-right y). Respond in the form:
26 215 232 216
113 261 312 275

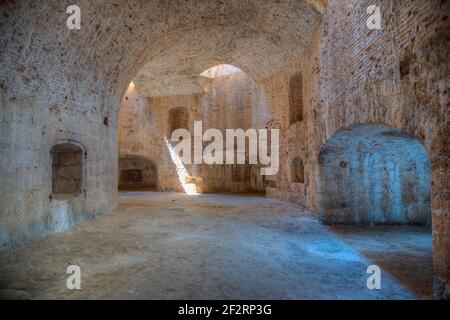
289 72 304 124
51 144 83 195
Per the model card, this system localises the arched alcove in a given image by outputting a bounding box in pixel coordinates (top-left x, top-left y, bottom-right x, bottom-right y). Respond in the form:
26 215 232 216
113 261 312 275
318 124 431 226
51 143 84 195
118 155 158 191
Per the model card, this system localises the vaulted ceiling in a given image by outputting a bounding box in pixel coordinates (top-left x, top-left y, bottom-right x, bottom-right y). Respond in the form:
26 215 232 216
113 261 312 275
131 0 325 97
0 0 326 100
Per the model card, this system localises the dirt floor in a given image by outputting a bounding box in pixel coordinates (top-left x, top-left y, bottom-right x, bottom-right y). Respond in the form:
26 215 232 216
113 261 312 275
0 192 433 300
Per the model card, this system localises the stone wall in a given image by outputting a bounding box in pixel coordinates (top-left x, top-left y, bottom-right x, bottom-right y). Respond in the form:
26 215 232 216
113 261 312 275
262 26 323 207
261 0 449 298
0 1 120 250
314 0 449 299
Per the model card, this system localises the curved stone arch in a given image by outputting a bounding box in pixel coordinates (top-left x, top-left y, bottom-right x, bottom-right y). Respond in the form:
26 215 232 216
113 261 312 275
317 123 432 226
51 139 88 157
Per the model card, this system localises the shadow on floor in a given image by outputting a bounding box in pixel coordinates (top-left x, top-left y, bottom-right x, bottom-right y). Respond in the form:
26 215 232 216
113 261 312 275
330 225 433 299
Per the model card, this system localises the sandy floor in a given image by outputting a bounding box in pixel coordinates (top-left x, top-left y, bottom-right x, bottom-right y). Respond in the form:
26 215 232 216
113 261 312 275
0 192 433 300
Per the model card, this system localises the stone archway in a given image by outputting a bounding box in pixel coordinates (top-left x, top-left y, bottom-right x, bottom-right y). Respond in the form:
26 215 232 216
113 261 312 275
318 124 431 226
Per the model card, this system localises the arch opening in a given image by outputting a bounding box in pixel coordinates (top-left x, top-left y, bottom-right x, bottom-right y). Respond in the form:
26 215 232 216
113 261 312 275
291 157 305 184
118 155 158 191
318 124 431 226
168 107 190 135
